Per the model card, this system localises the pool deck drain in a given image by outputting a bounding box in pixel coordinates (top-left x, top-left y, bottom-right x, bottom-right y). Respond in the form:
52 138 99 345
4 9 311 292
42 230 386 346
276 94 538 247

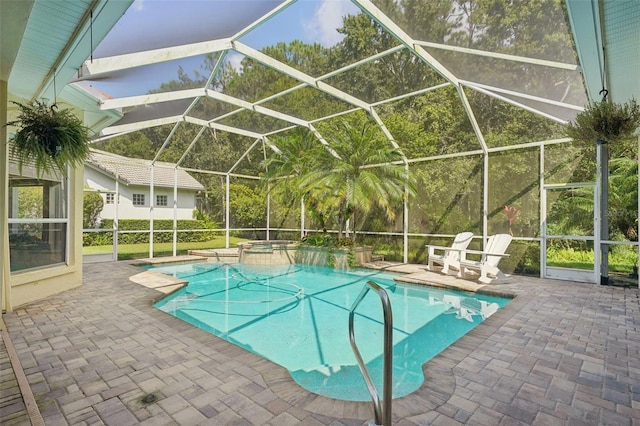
1 259 639 425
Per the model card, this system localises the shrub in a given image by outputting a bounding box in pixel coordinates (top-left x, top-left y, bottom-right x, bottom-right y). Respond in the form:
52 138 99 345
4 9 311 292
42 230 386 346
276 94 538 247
82 219 217 246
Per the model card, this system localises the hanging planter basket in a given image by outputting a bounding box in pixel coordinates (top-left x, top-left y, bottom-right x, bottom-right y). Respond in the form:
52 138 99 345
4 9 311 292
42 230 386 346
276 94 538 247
7 100 92 178
566 99 640 144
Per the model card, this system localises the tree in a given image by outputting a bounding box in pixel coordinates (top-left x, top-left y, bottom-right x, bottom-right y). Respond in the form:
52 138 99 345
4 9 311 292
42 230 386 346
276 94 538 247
299 119 416 241
262 127 330 231
93 0 595 261
83 192 104 229
228 183 267 237
95 131 155 160
15 186 43 219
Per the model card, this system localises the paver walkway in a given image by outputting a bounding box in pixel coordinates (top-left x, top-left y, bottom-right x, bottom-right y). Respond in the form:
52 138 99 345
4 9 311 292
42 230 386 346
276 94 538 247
0 324 29 425
1 261 639 425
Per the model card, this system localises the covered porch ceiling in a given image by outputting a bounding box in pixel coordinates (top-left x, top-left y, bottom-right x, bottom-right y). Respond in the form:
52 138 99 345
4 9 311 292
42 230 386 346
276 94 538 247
1 0 132 130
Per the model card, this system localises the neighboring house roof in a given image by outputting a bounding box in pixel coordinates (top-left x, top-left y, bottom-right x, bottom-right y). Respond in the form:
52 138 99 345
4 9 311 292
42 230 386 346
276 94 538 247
86 151 205 191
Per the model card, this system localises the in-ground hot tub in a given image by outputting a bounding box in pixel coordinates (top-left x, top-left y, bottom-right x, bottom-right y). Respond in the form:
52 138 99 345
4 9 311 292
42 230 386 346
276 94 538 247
237 240 298 265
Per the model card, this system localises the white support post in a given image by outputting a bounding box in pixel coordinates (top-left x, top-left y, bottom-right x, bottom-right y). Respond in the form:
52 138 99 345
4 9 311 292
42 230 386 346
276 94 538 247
483 153 489 247
225 174 230 249
173 168 178 257
403 164 409 264
65 165 71 266
594 145 602 285
266 185 271 241
1 79 10 312
114 169 119 261
599 140 609 285
539 144 546 278
301 198 305 239
149 165 154 258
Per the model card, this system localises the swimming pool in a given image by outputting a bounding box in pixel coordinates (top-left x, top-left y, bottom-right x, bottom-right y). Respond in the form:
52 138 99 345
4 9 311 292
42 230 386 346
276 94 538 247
151 262 510 401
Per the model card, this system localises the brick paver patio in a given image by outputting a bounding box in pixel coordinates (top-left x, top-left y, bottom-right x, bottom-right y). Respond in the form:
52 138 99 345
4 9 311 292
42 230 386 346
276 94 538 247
1 261 639 425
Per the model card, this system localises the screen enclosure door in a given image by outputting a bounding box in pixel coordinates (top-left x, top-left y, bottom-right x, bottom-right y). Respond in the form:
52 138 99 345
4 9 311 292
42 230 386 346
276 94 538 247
542 183 598 283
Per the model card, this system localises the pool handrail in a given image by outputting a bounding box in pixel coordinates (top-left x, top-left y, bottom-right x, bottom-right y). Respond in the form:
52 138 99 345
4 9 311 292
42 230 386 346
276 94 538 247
348 280 393 426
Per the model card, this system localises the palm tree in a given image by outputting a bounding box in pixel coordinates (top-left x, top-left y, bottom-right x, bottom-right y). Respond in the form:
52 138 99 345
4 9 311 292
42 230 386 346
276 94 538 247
298 121 416 241
261 128 332 231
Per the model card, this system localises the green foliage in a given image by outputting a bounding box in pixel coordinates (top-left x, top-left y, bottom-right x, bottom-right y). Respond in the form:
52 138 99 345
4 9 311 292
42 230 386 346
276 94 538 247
229 183 267 230
297 234 358 268
609 156 638 241
192 208 219 227
82 231 113 247
370 242 403 261
15 186 43 218
546 246 638 273
82 219 216 246
82 235 247 260
83 192 104 229
262 127 329 229
295 118 415 241
85 0 639 276
9 232 48 247
95 131 156 160
300 233 355 249
7 100 92 177
566 99 640 144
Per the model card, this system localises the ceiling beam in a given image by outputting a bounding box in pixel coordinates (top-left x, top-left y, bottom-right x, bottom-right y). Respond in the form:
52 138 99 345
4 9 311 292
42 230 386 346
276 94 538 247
185 116 264 139
465 84 570 124
78 38 232 78
414 40 580 71
101 87 311 129
101 115 183 135
101 88 204 109
460 80 585 111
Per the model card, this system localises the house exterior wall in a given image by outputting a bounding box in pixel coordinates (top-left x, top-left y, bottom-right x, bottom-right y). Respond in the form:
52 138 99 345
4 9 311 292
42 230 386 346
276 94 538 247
1 79 8 311
84 167 198 221
8 163 84 310
2 86 83 311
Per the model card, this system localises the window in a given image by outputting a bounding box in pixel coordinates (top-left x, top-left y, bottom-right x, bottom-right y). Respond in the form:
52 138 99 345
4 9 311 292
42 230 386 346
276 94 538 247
156 195 168 206
133 193 145 206
106 193 115 204
9 176 68 272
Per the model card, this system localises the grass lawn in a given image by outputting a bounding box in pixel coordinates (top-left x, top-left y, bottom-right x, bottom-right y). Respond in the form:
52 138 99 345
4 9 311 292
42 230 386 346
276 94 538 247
83 236 248 260
547 261 634 274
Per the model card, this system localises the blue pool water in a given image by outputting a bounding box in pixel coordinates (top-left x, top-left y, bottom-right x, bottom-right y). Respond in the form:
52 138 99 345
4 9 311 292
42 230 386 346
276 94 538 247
151 262 510 401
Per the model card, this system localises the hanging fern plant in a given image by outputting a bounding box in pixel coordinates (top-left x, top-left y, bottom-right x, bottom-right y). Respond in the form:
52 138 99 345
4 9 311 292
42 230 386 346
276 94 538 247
566 99 640 144
7 100 92 177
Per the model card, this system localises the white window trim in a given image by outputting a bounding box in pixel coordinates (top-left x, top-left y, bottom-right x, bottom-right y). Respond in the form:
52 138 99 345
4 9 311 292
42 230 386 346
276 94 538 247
8 171 70 272
133 193 145 206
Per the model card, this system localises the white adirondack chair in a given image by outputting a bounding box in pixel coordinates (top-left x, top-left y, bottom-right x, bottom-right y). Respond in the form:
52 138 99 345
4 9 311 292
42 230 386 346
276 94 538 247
426 232 474 274
458 234 512 284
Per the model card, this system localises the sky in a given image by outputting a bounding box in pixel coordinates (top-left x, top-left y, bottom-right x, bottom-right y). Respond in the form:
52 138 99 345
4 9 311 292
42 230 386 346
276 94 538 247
90 0 360 97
